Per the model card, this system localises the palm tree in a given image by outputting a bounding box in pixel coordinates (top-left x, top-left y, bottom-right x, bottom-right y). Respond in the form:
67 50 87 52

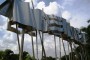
81 19 90 44
81 19 90 60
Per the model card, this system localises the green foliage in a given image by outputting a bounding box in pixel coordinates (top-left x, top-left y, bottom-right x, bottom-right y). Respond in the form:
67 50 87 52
61 55 69 60
3 49 14 60
25 54 32 60
23 51 29 60
11 54 19 60
81 20 90 44
41 56 55 60
0 49 36 60
87 19 90 23
80 20 90 59
0 51 4 60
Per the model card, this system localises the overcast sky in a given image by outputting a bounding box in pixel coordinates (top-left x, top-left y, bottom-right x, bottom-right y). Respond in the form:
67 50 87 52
0 0 90 59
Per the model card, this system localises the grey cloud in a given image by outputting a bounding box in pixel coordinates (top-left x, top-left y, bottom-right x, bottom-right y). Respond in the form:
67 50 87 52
0 29 7 39
0 15 7 26
38 0 56 6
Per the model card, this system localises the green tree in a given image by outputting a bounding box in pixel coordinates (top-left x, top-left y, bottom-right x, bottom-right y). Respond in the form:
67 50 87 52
25 54 31 60
61 55 69 60
23 51 28 60
80 19 90 60
81 20 90 44
11 54 19 60
41 56 55 60
3 49 14 60
0 51 4 60
0 49 36 60
23 51 36 60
